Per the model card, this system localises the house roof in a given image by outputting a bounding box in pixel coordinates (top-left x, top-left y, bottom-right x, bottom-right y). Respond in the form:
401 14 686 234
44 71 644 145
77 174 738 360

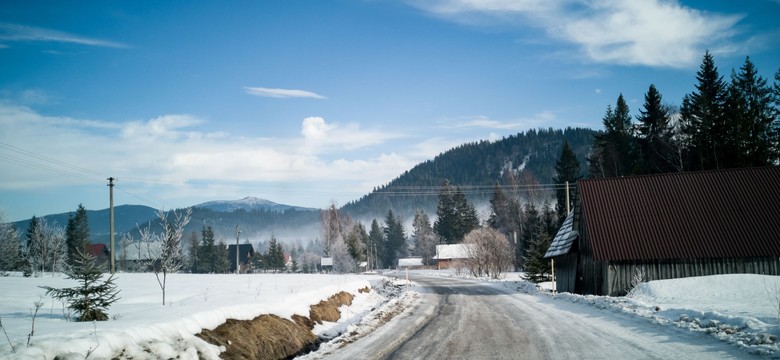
398 258 424 267
86 243 108 257
544 212 578 258
433 244 472 260
227 243 255 264
578 166 780 261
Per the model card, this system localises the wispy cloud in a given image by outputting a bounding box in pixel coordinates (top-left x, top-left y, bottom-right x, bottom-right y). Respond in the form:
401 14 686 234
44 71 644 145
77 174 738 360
243 86 327 99
0 22 129 48
443 112 558 130
408 0 743 68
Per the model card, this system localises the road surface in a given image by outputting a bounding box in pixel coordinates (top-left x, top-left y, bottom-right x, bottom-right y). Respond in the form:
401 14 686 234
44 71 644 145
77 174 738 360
325 274 756 360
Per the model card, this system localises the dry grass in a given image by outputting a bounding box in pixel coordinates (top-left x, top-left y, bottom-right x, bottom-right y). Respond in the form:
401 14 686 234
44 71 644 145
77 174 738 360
196 291 357 359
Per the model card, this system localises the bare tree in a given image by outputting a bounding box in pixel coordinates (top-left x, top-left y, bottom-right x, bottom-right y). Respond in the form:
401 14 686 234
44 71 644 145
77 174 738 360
138 208 192 305
321 202 342 256
464 227 513 279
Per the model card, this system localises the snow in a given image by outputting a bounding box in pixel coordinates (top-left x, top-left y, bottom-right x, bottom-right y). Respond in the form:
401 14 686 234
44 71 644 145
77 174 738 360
2 270 779 359
471 271 780 357
0 272 384 359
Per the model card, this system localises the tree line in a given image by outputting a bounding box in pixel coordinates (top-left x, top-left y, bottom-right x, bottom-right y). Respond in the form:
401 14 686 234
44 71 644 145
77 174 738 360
589 52 780 177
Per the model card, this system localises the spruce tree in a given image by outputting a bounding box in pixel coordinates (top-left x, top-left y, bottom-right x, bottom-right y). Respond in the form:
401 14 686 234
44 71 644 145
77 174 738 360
41 250 120 321
265 236 285 272
680 50 727 170
518 203 541 269
65 204 90 266
433 180 458 244
522 231 552 284
723 57 774 167
383 210 407 267
635 84 674 174
368 219 385 269
198 226 216 273
553 141 580 223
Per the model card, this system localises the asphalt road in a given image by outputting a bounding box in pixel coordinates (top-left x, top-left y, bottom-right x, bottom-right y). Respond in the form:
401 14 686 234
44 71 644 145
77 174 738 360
326 274 756 360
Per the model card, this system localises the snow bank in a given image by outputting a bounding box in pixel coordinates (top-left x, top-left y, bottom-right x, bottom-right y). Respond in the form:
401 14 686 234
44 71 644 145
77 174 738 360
0 272 384 359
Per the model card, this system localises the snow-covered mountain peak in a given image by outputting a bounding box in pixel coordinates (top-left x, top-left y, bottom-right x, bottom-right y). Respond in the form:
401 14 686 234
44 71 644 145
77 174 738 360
194 197 313 213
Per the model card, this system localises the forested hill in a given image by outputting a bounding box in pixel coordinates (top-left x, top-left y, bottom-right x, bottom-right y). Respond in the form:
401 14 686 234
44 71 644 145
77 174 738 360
342 127 595 220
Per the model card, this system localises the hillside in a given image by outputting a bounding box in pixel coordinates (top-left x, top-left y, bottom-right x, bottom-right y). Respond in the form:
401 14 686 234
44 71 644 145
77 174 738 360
342 127 594 221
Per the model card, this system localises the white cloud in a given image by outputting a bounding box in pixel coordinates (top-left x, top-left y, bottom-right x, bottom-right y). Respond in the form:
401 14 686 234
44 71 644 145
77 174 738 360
0 22 129 48
407 0 743 68
0 105 415 209
243 86 326 99
443 112 557 130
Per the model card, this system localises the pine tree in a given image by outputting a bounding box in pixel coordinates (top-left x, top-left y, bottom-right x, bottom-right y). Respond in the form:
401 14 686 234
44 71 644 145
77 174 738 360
453 187 479 240
635 84 675 174
0 213 20 274
553 141 580 223
383 210 407 267
25 216 42 275
186 231 199 273
723 57 775 167
265 236 285 272
41 250 120 321
590 95 634 177
412 209 437 266
518 203 541 270
680 50 727 170
522 231 552 284
433 180 458 244
368 219 385 269
65 204 90 266
198 226 216 273
215 242 230 273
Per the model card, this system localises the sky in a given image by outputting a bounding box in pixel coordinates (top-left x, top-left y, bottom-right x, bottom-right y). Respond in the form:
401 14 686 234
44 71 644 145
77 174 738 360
1 0 779 222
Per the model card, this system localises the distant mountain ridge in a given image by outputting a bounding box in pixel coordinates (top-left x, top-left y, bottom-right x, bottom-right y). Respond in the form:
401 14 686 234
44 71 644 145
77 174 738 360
194 197 316 213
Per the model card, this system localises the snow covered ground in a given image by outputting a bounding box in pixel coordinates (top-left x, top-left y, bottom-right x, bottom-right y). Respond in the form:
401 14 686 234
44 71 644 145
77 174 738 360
0 272 386 359
1 270 778 359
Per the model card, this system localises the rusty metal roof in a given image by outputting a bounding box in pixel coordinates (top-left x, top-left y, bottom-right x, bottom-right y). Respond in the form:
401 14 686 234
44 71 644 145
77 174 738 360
578 166 780 261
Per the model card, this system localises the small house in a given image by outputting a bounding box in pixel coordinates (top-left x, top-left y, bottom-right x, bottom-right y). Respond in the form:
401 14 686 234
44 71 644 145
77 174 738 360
227 243 255 274
546 167 780 296
433 244 472 270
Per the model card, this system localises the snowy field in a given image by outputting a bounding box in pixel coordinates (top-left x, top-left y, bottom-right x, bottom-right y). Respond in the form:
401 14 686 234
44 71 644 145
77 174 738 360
0 272 386 359
1 271 779 359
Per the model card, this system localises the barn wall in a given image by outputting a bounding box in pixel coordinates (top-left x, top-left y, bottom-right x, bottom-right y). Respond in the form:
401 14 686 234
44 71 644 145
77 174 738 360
553 253 578 293
606 257 780 296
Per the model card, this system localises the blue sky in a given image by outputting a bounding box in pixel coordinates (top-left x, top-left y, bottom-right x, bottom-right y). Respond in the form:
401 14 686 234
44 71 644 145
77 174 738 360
1 0 778 221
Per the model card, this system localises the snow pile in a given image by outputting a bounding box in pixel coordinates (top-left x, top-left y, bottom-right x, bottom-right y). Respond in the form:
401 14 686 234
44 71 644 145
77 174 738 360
0 272 385 359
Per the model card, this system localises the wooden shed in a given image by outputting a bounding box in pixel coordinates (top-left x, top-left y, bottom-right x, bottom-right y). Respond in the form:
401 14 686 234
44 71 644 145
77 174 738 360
545 166 780 296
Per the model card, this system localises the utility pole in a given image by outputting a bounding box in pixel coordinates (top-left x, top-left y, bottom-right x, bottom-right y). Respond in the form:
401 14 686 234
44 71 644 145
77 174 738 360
235 225 241 274
107 177 116 274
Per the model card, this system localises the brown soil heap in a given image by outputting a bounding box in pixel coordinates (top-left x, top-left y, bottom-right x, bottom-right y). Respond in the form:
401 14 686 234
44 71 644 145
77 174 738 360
196 291 356 360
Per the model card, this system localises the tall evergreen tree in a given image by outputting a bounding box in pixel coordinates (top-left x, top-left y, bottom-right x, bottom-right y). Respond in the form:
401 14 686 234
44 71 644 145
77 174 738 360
723 57 775 167
453 187 479 241
215 241 230 273
434 180 458 244
635 84 675 174
553 141 581 223
590 94 634 177
412 209 437 266
65 204 90 266
265 236 286 272
680 50 727 170
522 231 552 284
368 219 385 269
383 210 407 268
198 226 216 273
25 216 43 275
518 203 541 270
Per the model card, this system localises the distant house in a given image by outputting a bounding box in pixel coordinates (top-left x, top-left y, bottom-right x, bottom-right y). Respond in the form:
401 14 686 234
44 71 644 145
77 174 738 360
545 167 780 296
433 244 472 270
227 244 255 274
86 243 111 271
397 257 424 270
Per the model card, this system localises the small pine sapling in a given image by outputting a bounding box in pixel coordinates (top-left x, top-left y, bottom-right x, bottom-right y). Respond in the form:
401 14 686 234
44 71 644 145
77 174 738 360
41 250 120 322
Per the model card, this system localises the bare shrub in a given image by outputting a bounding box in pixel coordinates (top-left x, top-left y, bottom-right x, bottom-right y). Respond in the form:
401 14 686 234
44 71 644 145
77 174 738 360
463 227 513 279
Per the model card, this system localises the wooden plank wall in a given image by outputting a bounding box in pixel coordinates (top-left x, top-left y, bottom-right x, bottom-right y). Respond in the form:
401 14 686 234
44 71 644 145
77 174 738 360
606 257 780 296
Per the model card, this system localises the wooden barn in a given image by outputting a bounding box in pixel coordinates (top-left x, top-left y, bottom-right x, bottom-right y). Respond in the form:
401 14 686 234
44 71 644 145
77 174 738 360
227 243 255 274
545 166 780 296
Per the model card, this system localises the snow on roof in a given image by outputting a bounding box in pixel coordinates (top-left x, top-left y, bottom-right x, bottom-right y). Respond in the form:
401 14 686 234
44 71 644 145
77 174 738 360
545 211 578 258
397 258 423 267
433 244 472 260
321 257 333 266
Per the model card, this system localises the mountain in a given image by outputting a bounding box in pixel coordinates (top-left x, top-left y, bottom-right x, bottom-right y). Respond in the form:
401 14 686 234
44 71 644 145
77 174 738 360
194 197 315 213
342 127 595 221
11 205 159 244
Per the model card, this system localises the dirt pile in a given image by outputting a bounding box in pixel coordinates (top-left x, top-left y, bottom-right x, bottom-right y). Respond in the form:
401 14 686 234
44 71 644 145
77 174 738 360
196 291 356 359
